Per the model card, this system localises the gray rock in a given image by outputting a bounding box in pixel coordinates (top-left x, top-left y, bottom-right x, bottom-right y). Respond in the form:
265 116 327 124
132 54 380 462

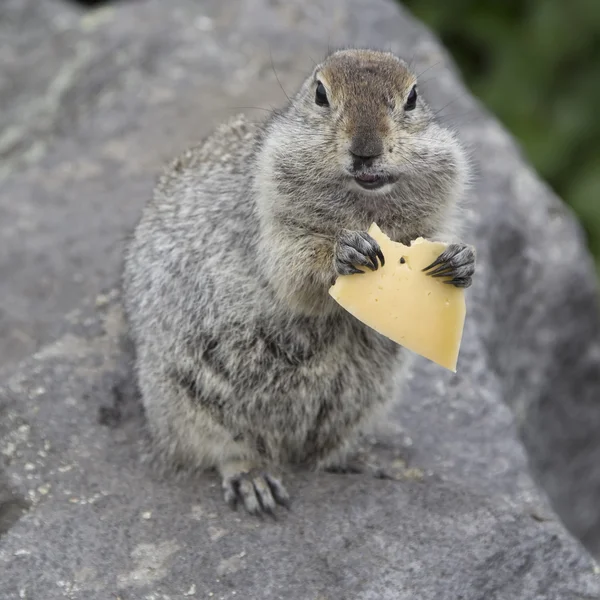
1 296 599 599
1 0 600 598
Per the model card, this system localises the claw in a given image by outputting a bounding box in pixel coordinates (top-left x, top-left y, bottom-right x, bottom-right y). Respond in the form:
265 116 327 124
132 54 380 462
224 484 238 509
422 257 444 272
376 247 385 267
444 277 471 288
431 269 455 278
266 473 291 510
336 262 366 276
238 478 261 515
366 254 379 271
253 475 277 518
426 264 455 277
325 455 396 480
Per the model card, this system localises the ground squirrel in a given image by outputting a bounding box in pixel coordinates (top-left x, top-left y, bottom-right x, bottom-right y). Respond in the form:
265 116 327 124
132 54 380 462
123 48 475 514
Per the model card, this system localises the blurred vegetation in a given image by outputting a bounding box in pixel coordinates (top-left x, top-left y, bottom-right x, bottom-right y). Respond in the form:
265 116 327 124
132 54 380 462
403 0 600 271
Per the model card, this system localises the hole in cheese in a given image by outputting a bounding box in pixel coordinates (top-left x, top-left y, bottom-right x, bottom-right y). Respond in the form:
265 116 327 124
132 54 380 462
329 223 467 372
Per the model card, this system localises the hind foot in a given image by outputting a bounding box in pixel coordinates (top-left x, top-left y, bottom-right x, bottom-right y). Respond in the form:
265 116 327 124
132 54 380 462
322 451 397 480
220 460 290 516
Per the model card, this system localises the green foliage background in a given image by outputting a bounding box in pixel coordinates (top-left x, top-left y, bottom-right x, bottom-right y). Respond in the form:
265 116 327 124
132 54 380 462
402 0 600 271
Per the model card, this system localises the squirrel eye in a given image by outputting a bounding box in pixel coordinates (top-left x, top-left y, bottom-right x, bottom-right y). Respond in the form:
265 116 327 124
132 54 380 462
315 81 329 107
405 85 417 111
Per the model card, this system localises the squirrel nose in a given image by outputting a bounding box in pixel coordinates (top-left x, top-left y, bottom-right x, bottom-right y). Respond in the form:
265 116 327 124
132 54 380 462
350 149 381 170
349 136 383 169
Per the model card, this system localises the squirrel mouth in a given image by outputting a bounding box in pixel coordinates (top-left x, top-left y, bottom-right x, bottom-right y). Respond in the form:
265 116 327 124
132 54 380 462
354 173 391 190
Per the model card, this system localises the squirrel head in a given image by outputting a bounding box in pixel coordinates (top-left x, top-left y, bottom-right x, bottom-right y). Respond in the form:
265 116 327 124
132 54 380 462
256 49 469 233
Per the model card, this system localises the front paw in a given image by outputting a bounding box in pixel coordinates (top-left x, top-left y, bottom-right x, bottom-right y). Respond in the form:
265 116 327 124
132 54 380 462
422 243 476 288
334 229 385 276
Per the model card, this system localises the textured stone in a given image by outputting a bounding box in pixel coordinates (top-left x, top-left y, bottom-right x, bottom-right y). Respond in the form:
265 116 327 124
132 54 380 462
1 296 599 599
1 0 600 598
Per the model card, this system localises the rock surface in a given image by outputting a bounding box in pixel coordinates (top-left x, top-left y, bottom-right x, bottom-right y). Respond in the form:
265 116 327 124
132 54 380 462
2 0 600 598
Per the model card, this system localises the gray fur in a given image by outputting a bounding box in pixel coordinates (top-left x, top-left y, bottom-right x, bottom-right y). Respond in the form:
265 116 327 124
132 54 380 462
122 48 474 514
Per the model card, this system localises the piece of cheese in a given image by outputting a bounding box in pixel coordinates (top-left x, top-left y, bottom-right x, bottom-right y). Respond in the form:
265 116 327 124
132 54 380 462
329 223 466 371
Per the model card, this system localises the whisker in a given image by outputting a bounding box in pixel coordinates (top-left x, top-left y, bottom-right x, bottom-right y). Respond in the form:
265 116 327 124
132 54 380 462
230 106 280 114
269 46 290 102
414 61 443 80
432 93 470 118
436 111 477 125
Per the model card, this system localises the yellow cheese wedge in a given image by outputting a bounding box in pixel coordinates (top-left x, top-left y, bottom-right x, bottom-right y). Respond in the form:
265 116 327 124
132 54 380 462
328 223 466 372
